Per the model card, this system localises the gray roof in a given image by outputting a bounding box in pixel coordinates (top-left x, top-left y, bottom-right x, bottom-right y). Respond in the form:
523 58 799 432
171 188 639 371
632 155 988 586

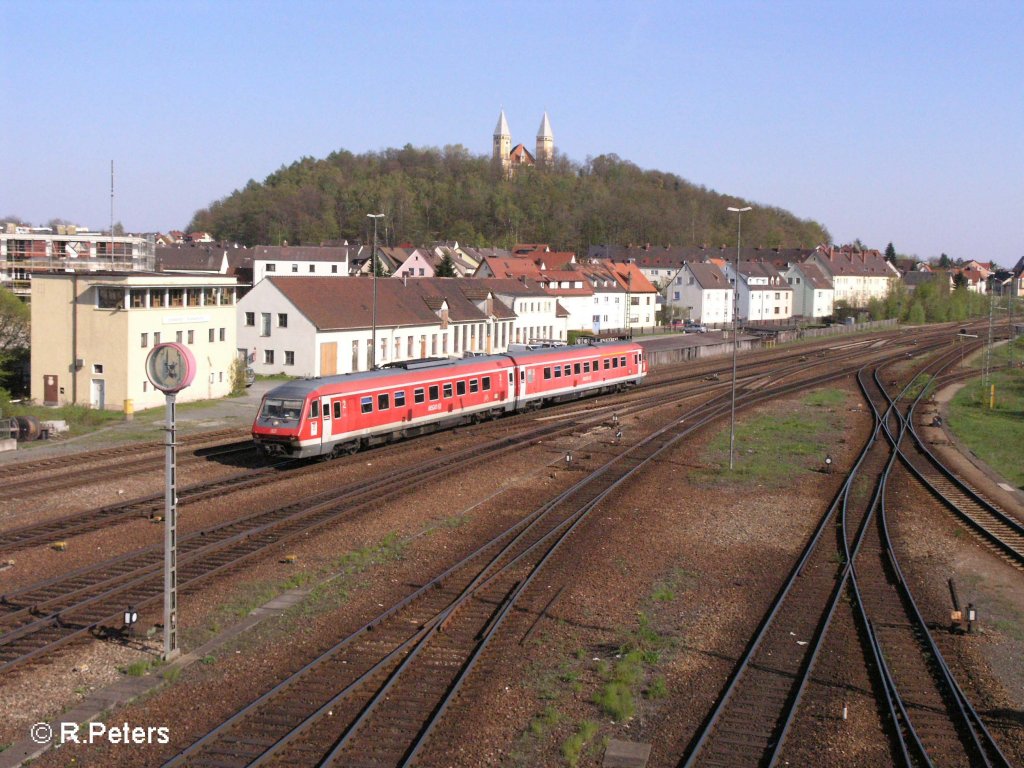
685 261 730 290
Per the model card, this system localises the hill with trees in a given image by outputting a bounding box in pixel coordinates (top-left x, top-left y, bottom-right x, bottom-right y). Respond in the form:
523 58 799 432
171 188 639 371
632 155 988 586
187 146 830 252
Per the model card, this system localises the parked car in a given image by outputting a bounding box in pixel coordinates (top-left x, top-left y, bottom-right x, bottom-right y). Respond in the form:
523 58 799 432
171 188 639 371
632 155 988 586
683 321 708 333
244 367 256 387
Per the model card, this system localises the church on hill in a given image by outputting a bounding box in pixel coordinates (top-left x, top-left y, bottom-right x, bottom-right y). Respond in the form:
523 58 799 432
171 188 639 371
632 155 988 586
493 110 554 176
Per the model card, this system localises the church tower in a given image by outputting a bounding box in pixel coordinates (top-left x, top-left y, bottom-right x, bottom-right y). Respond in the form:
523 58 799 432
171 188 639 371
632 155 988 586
493 110 512 172
536 112 554 165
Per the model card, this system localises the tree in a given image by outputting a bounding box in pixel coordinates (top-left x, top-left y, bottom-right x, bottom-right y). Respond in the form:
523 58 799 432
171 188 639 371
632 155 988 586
938 253 952 268
907 301 926 324
435 253 457 277
885 242 896 264
953 272 969 290
0 287 30 370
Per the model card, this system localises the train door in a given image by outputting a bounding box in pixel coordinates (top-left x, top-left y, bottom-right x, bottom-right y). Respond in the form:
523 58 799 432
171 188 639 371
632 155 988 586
321 395 333 442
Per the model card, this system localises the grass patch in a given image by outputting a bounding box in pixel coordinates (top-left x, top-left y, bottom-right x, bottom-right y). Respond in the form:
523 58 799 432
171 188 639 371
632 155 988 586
947 370 1024 488
696 398 838 487
120 659 154 677
162 667 181 684
561 720 599 767
803 388 846 408
644 676 668 699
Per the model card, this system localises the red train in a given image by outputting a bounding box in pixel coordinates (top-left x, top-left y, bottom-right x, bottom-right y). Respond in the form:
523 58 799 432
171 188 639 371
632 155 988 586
252 341 646 458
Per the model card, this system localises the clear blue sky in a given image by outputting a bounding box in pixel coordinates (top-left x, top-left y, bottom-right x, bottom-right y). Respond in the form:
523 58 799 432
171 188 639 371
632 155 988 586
3 0 1022 266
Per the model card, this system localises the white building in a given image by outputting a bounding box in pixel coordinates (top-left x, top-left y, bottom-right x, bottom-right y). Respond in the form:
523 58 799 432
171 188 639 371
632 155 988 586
237 276 516 377
252 245 350 284
782 261 834 320
667 261 733 325
724 261 793 322
808 246 898 307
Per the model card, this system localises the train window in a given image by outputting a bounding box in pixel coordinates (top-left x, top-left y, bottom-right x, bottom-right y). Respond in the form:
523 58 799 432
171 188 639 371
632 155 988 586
395 391 406 407
323 402 331 420
414 388 425 404
574 363 581 374
603 358 611 370
333 401 341 419
378 393 390 410
563 364 571 376
469 379 479 393
543 367 551 380
520 370 526 382
482 376 491 391
583 361 590 373
443 383 453 398
429 385 439 401
310 400 320 418
612 357 619 368
360 396 372 414
457 380 467 396
620 356 626 367
260 398 303 422
554 366 562 378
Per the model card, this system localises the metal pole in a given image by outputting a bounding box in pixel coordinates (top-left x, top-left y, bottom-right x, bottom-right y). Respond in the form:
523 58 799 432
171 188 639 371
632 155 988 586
371 219 377 370
164 393 178 659
727 206 751 471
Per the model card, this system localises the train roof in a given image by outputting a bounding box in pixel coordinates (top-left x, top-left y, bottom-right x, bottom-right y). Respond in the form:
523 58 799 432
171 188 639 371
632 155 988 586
261 340 642 400
261 354 513 399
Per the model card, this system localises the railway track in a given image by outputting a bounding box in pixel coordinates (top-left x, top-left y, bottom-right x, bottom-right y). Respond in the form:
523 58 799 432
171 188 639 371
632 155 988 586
0 329 947 559
0 439 256 500
163 357 873 767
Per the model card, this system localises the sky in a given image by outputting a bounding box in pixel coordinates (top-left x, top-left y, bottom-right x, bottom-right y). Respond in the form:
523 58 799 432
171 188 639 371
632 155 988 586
3 0 1022 267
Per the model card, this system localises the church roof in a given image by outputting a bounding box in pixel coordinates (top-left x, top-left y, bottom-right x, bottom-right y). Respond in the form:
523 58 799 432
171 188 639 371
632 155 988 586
537 111 553 139
494 110 510 137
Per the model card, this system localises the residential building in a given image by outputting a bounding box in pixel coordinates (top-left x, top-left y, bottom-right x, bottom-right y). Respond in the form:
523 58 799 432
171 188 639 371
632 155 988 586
30 272 239 411
253 244 350 283
1 229 155 298
237 277 516 377
782 261 834 319
667 261 733 324
808 245 898 307
724 261 793 322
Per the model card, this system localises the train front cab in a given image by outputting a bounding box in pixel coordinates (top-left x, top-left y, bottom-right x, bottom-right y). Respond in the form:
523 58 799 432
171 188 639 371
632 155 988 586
253 389 326 459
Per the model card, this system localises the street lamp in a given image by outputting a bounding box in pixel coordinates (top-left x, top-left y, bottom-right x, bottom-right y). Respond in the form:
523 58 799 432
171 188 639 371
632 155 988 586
367 213 384 369
726 205 751 471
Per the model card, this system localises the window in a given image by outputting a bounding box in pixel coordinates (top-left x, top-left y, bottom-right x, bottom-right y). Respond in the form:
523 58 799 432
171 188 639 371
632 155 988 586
93 364 103 374
583 361 590 373
469 379 479 393
333 401 341 418
457 380 467 396
554 366 562 378
443 383 453 398
574 363 581 374
97 287 123 309
563 364 571 376
612 357 619 368
429 385 439 401
143 381 147 392
168 289 184 307
220 328 226 341
482 377 491 391
278 313 288 328
308 265 315 273
620 356 626 367
154 332 161 344
414 388 425 404
264 350 275 364
322 400 330 420
395 391 406 408
209 329 215 342
130 290 146 308
285 351 295 365
331 265 338 274
543 367 551 380
265 263 276 272
261 313 271 336
310 400 320 418
291 264 298 273
360 396 373 414
176 331 183 343
141 333 148 348
775 292 780 300
378 393 390 410
187 330 194 344
245 312 255 326
603 358 610 370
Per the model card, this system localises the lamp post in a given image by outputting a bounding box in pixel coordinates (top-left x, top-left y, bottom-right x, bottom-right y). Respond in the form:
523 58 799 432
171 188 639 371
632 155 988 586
726 205 751 471
367 213 384 369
